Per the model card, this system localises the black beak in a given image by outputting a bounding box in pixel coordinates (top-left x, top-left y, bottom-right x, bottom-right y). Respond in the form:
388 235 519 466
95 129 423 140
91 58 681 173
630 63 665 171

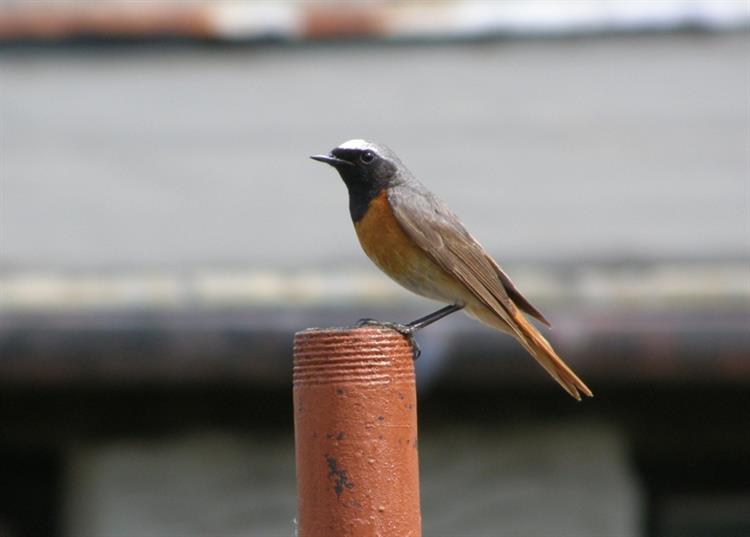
310 154 354 167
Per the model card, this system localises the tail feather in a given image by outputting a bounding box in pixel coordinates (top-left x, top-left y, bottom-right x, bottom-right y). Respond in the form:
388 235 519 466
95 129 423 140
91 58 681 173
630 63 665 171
509 309 593 401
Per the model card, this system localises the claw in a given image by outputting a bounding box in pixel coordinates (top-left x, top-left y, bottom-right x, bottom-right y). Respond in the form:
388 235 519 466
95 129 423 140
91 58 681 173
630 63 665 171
410 338 421 360
354 319 421 360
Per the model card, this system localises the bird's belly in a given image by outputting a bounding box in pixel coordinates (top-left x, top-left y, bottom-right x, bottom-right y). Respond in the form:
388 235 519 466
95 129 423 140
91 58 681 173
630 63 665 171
354 191 468 304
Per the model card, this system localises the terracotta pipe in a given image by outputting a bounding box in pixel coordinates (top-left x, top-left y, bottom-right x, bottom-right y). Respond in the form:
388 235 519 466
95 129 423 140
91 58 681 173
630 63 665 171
293 326 421 537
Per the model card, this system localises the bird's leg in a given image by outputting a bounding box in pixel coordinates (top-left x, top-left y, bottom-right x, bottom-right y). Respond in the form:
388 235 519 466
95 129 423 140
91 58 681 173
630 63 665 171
356 319 423 359
356 304 463 360
405 304 463 331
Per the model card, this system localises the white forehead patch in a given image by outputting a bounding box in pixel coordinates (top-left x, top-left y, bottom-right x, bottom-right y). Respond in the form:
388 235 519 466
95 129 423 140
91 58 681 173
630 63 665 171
338 139 376 151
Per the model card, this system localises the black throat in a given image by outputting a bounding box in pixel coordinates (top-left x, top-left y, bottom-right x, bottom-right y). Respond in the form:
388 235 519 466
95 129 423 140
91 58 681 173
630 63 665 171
345 179 385 223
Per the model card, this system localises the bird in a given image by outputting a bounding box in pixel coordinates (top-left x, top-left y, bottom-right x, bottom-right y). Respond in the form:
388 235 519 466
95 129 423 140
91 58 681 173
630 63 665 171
311 139 592 400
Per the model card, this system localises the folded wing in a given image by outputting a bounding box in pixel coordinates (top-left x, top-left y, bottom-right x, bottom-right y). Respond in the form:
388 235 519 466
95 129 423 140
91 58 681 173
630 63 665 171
388 185 592 400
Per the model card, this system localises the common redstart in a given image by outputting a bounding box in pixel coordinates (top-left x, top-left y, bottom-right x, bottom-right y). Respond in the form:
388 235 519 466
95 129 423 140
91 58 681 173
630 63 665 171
311 139 592 400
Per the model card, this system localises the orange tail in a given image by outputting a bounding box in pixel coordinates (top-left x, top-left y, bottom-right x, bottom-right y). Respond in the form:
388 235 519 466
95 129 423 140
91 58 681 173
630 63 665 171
509 309 593 401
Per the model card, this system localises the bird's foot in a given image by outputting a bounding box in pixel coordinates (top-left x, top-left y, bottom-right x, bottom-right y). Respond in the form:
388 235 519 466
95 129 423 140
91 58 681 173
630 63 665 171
355 318 421 360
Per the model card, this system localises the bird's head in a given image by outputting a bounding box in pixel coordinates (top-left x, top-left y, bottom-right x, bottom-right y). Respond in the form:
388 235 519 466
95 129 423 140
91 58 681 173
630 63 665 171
311 139 403 191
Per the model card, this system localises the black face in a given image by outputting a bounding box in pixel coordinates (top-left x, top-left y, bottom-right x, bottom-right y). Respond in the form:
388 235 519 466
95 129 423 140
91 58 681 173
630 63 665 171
313 146 397 188
311 142 400 222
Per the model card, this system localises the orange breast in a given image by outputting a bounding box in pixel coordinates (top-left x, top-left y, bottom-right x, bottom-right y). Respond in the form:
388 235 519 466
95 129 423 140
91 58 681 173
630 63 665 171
354 190 466 303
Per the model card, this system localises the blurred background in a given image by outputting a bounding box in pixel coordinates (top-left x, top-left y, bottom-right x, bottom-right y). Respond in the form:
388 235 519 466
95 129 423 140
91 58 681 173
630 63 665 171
1 1 748 536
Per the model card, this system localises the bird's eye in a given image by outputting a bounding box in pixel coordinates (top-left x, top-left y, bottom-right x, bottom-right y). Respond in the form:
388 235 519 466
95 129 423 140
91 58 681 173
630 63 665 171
360 151 375 164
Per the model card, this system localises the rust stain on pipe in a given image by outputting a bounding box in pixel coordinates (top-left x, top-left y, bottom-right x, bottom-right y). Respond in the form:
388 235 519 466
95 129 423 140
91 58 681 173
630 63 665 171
293 327 421 537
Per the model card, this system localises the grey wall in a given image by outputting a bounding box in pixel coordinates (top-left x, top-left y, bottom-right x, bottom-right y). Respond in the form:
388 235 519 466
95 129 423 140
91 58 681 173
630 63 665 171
65 424 641 537
2 34 747 271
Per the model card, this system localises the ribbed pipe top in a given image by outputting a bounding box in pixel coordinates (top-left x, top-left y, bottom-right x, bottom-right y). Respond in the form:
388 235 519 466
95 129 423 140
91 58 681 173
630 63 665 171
293 327 415 387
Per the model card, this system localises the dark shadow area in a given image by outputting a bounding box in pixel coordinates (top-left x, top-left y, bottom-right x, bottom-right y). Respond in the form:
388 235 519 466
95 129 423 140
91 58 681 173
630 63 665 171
2 382 749 536
0 448 62 537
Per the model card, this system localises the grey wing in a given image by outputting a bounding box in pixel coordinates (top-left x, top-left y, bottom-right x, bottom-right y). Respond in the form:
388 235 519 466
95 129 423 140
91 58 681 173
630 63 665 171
388 185 592 400
388 185 550 327
387 185 521 331
491 259 551 327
